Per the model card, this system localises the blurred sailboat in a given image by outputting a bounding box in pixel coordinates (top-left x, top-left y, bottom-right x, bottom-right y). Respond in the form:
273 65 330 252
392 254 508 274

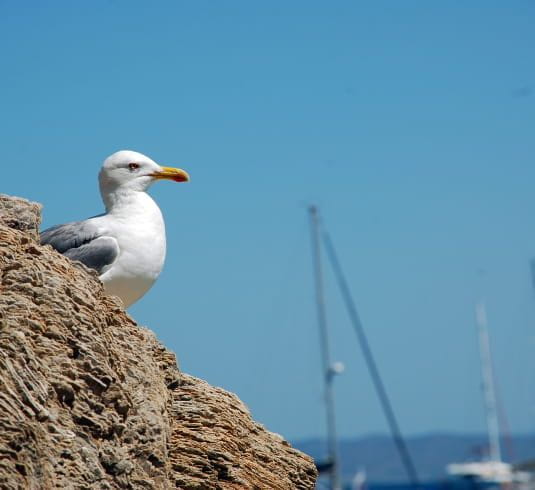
446 301 531 488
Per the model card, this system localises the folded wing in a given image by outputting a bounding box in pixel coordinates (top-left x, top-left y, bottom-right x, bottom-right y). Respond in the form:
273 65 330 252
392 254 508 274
40 221 119 275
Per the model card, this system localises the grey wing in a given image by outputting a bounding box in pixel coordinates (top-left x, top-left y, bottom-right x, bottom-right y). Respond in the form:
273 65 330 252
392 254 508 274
40 221 119 274
63 236 119 274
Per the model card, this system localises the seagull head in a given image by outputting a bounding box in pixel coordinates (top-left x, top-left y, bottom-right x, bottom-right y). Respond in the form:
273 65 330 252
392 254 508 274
99 150 189 198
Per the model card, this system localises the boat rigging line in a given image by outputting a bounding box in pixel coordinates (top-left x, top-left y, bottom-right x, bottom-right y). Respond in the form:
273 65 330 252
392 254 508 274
320 219 421 489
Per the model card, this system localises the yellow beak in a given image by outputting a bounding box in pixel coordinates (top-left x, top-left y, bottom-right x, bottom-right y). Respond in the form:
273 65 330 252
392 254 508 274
150 166 190 183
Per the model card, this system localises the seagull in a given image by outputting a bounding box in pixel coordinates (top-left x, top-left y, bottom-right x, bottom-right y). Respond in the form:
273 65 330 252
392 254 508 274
40 150 189 307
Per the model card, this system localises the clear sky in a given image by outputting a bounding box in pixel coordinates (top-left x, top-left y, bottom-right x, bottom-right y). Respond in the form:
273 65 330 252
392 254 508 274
2 1 535 443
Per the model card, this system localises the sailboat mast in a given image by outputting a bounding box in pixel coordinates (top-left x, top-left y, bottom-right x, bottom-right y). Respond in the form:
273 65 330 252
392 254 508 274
475 301 502 462
309 206 342 490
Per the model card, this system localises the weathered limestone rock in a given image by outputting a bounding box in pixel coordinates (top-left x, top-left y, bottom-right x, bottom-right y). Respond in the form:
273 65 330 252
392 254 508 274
0 195 317 489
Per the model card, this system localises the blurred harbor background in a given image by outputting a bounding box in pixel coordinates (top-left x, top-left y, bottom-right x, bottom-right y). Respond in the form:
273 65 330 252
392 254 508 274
1 2 534 489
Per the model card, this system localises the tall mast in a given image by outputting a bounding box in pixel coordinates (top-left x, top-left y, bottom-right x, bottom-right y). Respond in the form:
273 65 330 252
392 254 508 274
309 205 342 490
475 300 501 462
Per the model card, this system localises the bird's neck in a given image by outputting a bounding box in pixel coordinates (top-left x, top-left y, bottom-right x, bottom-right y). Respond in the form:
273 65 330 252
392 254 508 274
103 188 158 216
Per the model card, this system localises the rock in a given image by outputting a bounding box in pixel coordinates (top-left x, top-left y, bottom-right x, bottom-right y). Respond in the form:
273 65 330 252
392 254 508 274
0 194 317 489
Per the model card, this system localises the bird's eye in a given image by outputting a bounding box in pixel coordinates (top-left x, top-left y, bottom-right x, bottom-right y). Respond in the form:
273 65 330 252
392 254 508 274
128 163 140 171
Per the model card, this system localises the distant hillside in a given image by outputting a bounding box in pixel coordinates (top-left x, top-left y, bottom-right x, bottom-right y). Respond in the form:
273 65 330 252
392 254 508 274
294 433 535 483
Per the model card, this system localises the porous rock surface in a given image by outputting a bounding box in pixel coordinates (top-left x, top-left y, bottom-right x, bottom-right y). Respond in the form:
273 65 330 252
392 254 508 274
0 194 317 489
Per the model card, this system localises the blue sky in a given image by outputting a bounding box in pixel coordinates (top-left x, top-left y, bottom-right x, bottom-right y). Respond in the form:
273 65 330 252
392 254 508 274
2 1 535 444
